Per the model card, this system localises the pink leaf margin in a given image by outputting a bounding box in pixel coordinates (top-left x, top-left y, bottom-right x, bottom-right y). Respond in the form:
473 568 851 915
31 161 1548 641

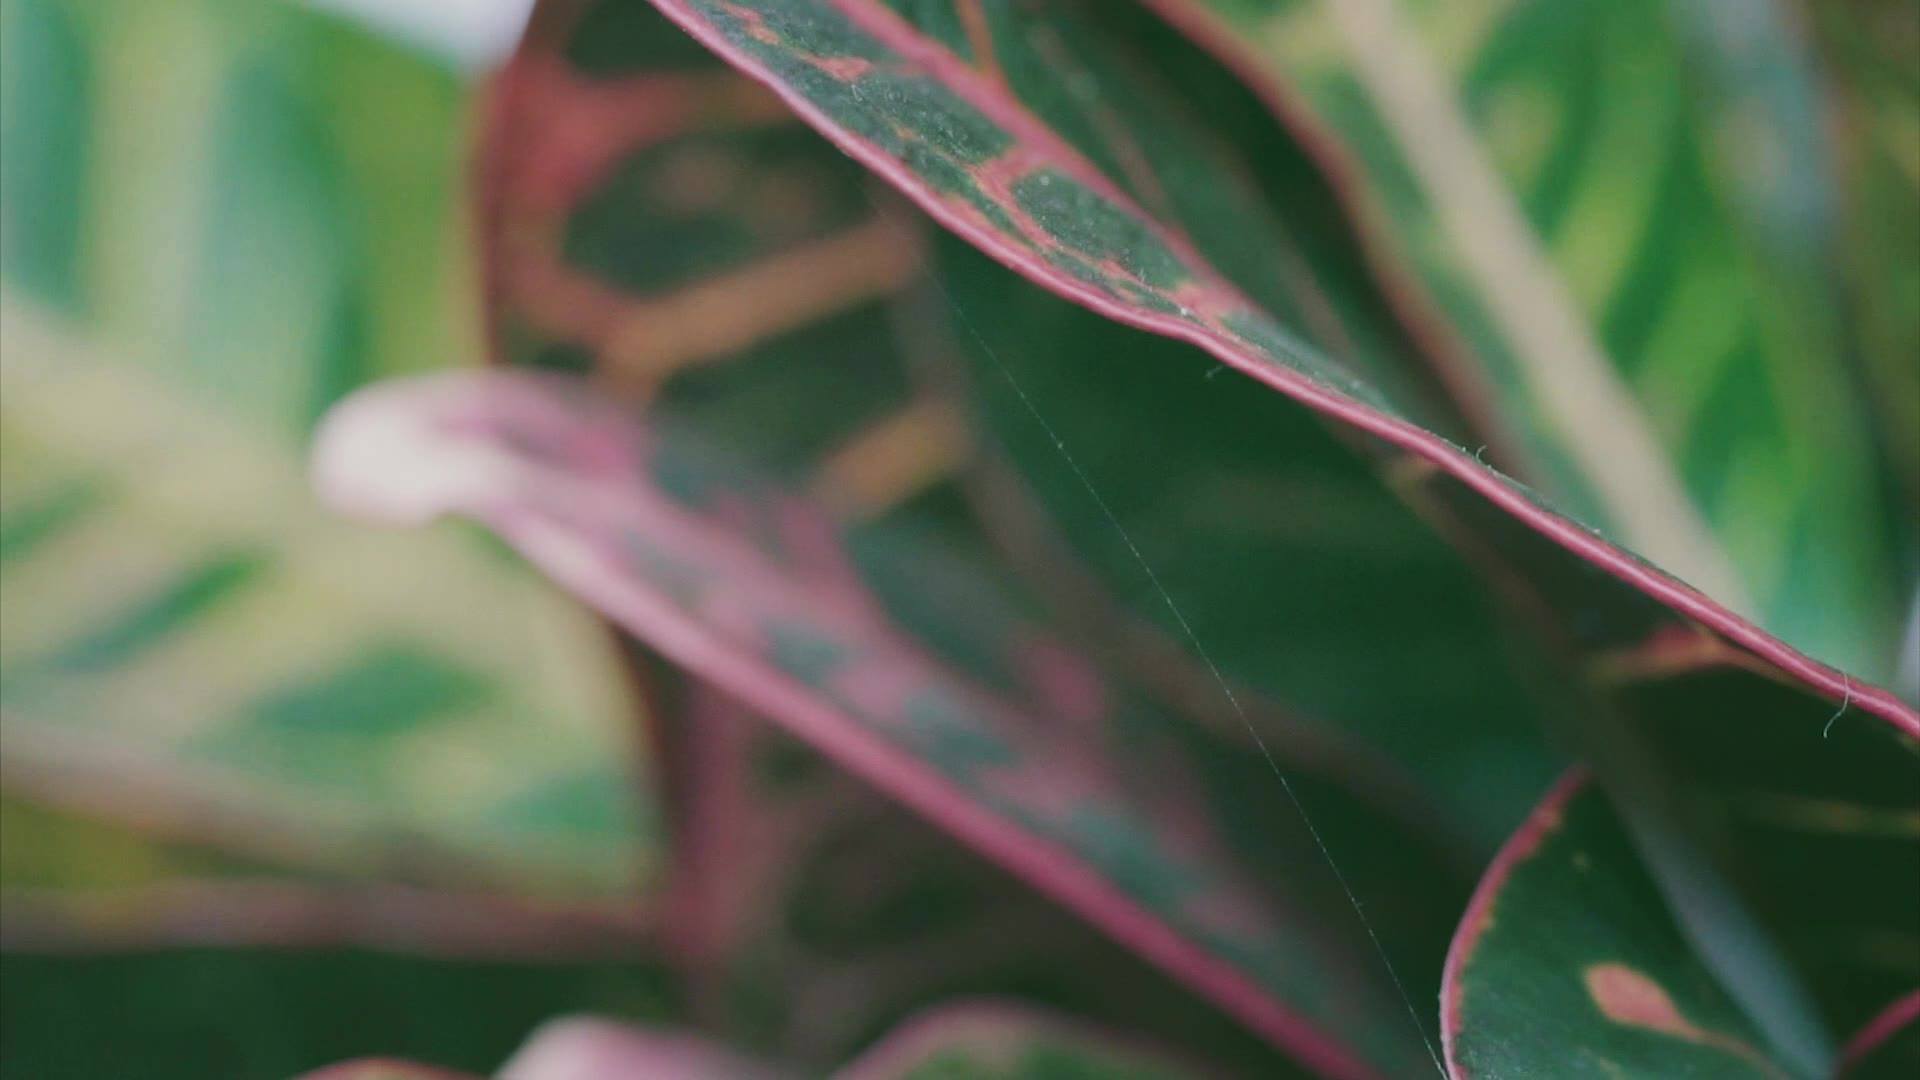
638 0 1916 733
1838 991 1920 1077
1438 768 1589 1079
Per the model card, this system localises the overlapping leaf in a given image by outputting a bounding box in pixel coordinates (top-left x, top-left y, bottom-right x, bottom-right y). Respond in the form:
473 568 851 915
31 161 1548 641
0 304 644 895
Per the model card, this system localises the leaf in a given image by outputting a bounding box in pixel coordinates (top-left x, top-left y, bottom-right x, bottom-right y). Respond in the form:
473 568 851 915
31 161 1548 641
1143 0 1905 681
834 1000 1200 1079
318 368 1453 1076
0 795 275 890
0 299 644 897
1442 771 1795 1079
444 0 1920 1066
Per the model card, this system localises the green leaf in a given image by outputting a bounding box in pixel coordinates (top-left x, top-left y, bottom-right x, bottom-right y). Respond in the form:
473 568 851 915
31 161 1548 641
1150 0 1906 680
1443 772 1795 1079
0 301 645 897
0 0 648 897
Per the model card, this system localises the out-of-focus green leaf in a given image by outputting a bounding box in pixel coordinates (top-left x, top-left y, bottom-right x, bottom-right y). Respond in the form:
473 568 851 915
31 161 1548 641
1442 772 1791 1079
1153 0 1904 681
0 301 645 896
0 797 279 890
1803 0 1920 677
0 0 648 897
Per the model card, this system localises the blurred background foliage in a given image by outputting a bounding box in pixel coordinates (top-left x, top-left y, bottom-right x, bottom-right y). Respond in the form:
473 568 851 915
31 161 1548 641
0 0 676 1073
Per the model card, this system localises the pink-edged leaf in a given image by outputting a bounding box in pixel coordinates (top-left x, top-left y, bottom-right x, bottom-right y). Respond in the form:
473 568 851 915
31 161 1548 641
1442 771 1795 1078
1839 992 1920 1080
316 369 1443 1077
835 999 1200 1079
